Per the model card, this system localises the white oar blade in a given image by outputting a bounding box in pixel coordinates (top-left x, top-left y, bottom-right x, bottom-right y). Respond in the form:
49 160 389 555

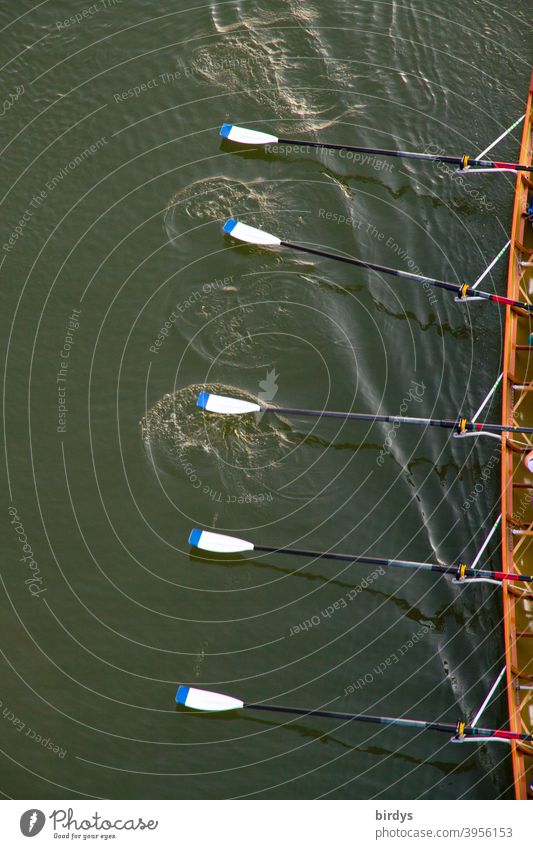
189 528 254 553
220 123 278 146
197 391 261 415
176 685 244 712
223 218 281 246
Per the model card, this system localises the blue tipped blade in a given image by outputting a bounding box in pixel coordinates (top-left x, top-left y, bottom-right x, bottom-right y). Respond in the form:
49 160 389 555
189 529 202 547
176 685 190 705
220 123 233 138
197 392 209 409
223 218 238 235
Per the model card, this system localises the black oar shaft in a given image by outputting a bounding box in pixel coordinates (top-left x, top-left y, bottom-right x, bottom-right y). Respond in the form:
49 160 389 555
252 544 533 583
261 404 458 427
278 137 463 165
254 544 412 569
244 702 453 731
255 544 448 574
279 239 533 313
281 239 454 290
259 404 533 435
276 137 533 172
242 703 533 740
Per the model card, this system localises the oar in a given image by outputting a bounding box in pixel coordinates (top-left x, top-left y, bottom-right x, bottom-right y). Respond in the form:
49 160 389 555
188 528 533 584
196 390 533 436
222 218 533 313
220 123 533 173
176 685 533 742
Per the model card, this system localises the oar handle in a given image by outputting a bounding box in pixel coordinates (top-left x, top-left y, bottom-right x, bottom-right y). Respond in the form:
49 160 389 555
491 160 533 173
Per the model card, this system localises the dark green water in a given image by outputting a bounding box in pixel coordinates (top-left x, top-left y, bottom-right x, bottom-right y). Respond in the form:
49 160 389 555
1 0 531 799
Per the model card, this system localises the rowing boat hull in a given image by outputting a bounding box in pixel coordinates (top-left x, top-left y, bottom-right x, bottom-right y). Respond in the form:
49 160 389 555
501 70 533 800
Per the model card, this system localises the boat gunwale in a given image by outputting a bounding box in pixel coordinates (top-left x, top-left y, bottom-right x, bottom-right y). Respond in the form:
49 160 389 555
501 69 533 801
